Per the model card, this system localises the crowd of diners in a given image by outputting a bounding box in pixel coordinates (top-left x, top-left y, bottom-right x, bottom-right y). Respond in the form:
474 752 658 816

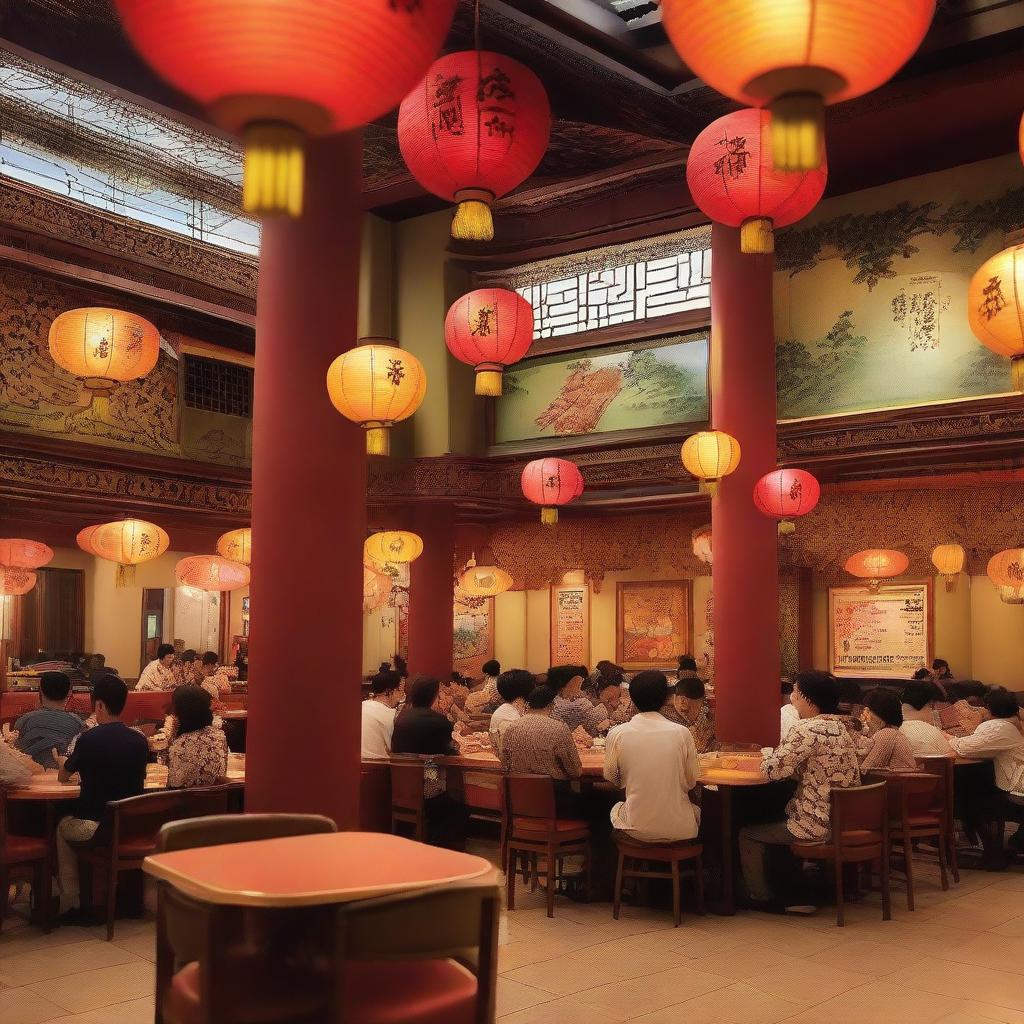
0 643 237 924
363 654 1024 911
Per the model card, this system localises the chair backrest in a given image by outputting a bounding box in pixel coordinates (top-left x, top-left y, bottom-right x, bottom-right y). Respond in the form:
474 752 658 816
390 761 426 813
463 770 502 813
504 774 557 821
360 761 393 833
156 812 336 853
831 782 887 841
868 771 942 821
123 691 173 725
111 785 233 847
915 755 955 817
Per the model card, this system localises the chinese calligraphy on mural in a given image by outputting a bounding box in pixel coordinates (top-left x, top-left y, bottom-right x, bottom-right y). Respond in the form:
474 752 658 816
890 274 951 352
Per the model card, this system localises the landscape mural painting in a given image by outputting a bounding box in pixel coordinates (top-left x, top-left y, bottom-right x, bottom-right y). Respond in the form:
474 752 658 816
494 333 708 444
453 595 494 677
775 153 1022 420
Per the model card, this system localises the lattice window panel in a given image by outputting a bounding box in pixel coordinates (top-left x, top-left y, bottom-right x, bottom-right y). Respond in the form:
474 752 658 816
183 355 253 418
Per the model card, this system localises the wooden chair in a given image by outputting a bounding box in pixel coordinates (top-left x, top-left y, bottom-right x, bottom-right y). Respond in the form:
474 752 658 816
0 788 51 933
390 760 427 841
915 755 960 884
461 769 507 867
504 774 590 919
359 760 393 833
612 832 704 927
156 814 336 1024
791 782 891 927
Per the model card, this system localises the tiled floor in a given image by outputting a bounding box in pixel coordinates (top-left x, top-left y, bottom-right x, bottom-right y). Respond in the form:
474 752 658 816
4 857 1024 1023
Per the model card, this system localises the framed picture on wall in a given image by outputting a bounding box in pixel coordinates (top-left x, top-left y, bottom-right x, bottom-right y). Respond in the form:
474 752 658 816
453 595 495 678
828 580 933 679
550 582 590 667
616 580 692 671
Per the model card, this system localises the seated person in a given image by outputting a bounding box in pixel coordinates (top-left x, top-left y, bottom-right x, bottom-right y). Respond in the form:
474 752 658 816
197 651 231 701
780 679 799 740
589 660 624 689
489 669 536 755
136 643 177 691
594 675 633 727
901 680 952 755
361 669 402 759
672 676 717 753
14 671 84 768
739 670 861 910
932 658 955 694
549 664 609 735
0 733 43 787
464 660 502 715
87 654 119 688
439 672 471 725
604 670 700 843
172 649 200 687
836 678 865 733
167 685 228 788
857 689 918 771
53 675 149 917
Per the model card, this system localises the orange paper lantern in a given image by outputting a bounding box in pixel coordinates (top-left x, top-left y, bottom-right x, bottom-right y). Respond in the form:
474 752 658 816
753 468 820 535
521 458 585 525
445 288 535 395
931 543 965 592
686 108 827 254
399 50 552 241
49 308 160 392
115 0 456 217
692 524 713 567
176 555 250 593
968 244 1024 392
845 549 909 591
0 566 37 596
661 0 935 170
0 539 53 570
326 340 427 456
77 518 170 587
987 549 1024 589
217 528 252 566
458 555 513 597
363 565 392 613
681 431 741 495
364 531 424 568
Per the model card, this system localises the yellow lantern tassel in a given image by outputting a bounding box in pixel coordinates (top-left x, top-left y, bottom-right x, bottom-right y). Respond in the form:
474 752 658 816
699 480 720 497
242 124 305 217
541 507 558 526
116 563 136 588
1012 356 1024 393
740 217 774 255
769 94 825 172
365 426 390 457
452 200 494 242
475 369 503 396
778 520 795 536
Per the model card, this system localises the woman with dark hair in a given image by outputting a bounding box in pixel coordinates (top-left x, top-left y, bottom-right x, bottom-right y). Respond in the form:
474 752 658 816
167 685 228 789
858 689 917 771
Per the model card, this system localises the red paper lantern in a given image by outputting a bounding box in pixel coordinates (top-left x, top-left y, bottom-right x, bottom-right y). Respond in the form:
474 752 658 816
687 109 826 254
753 468 821 535
521 458 584 525
399 50 552 241
0 539 53 570
115 0 456 217
445 288 534 396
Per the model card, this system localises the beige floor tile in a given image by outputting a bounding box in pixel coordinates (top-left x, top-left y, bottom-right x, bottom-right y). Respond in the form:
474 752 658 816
988 875 1024 894
682 944 798 981
496 978 556 1016
0 986 66 1024
989 916 1024 938
919 902 1024 932
573 964 731 1018
953 1001 1024 1023
784 980 965 1024
806 937 927 976
633 981 806 1024
504 956 636 996
891 959 1024 1012
567 927 718 976
500 937 584 972
939 933 1024 976
498 993 631 1023
108 933 156 964
0 927 97 959
43 996 156 1024
0 941 142 988
744 962 867 1004
25 963 155 1015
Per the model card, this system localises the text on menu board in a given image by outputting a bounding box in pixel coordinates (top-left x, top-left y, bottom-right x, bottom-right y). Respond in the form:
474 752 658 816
551 584 589 665
829 584 930 678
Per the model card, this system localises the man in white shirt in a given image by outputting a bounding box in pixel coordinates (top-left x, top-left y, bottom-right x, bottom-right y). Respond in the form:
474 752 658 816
901 681 952 756
780 681 799 740
603 670 699 843
488 669 535 755
135 644 177 691
361 670 402 759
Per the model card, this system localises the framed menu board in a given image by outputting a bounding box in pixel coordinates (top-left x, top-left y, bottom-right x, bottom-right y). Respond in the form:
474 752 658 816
829 581 932 679
550 583 590 666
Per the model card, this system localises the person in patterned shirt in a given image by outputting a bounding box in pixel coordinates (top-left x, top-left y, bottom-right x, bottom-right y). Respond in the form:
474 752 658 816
738 670 860 910
166 685 228 789
672 676 717 753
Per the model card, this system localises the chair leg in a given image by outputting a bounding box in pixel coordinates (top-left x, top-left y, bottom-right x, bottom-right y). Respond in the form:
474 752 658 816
545 844 556 919
106 859 118 941
37 858 53 934
671 859 681 928
936 832 949 892
583 843 592 902
0 866 8 931
834 861 845 928
881 847 892 922
948 828 960 885
612 851 624 921
530 853 539 892
694 854 706 915
902 831 915 912
506 846 517 911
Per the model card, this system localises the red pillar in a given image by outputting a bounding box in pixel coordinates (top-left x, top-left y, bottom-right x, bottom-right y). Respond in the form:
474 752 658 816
247 132 366 829
710 223 779 745
407 504 455 680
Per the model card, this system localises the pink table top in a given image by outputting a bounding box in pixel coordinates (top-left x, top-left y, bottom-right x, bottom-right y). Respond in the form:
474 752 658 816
7 766 245 801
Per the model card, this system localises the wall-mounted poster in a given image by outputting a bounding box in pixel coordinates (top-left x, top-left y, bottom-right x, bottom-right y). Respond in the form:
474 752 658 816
829 582 932 679
550 583 590 667
495 332 708 445
616 581 692 671
453 595 494 677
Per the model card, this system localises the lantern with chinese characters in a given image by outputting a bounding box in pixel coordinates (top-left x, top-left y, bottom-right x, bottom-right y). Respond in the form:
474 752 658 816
114 0 455 217
660 0 935 170
692 524 713 567
399 51 552 241
0 540 53 570
968 244 1024 392
364 531 424 570
326 340 427 456
445 288 534 396
845 549 909 592
686 109 827 254
521 458 584 525
458 553 513 597
987 548 1024 589
176 555 250 592
77 519 170 587
217 528 252 566
931 543 965 592
0 566 37 596
681 431 741 495
753 468 820 535
363 565 392 613
49 308 160 393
